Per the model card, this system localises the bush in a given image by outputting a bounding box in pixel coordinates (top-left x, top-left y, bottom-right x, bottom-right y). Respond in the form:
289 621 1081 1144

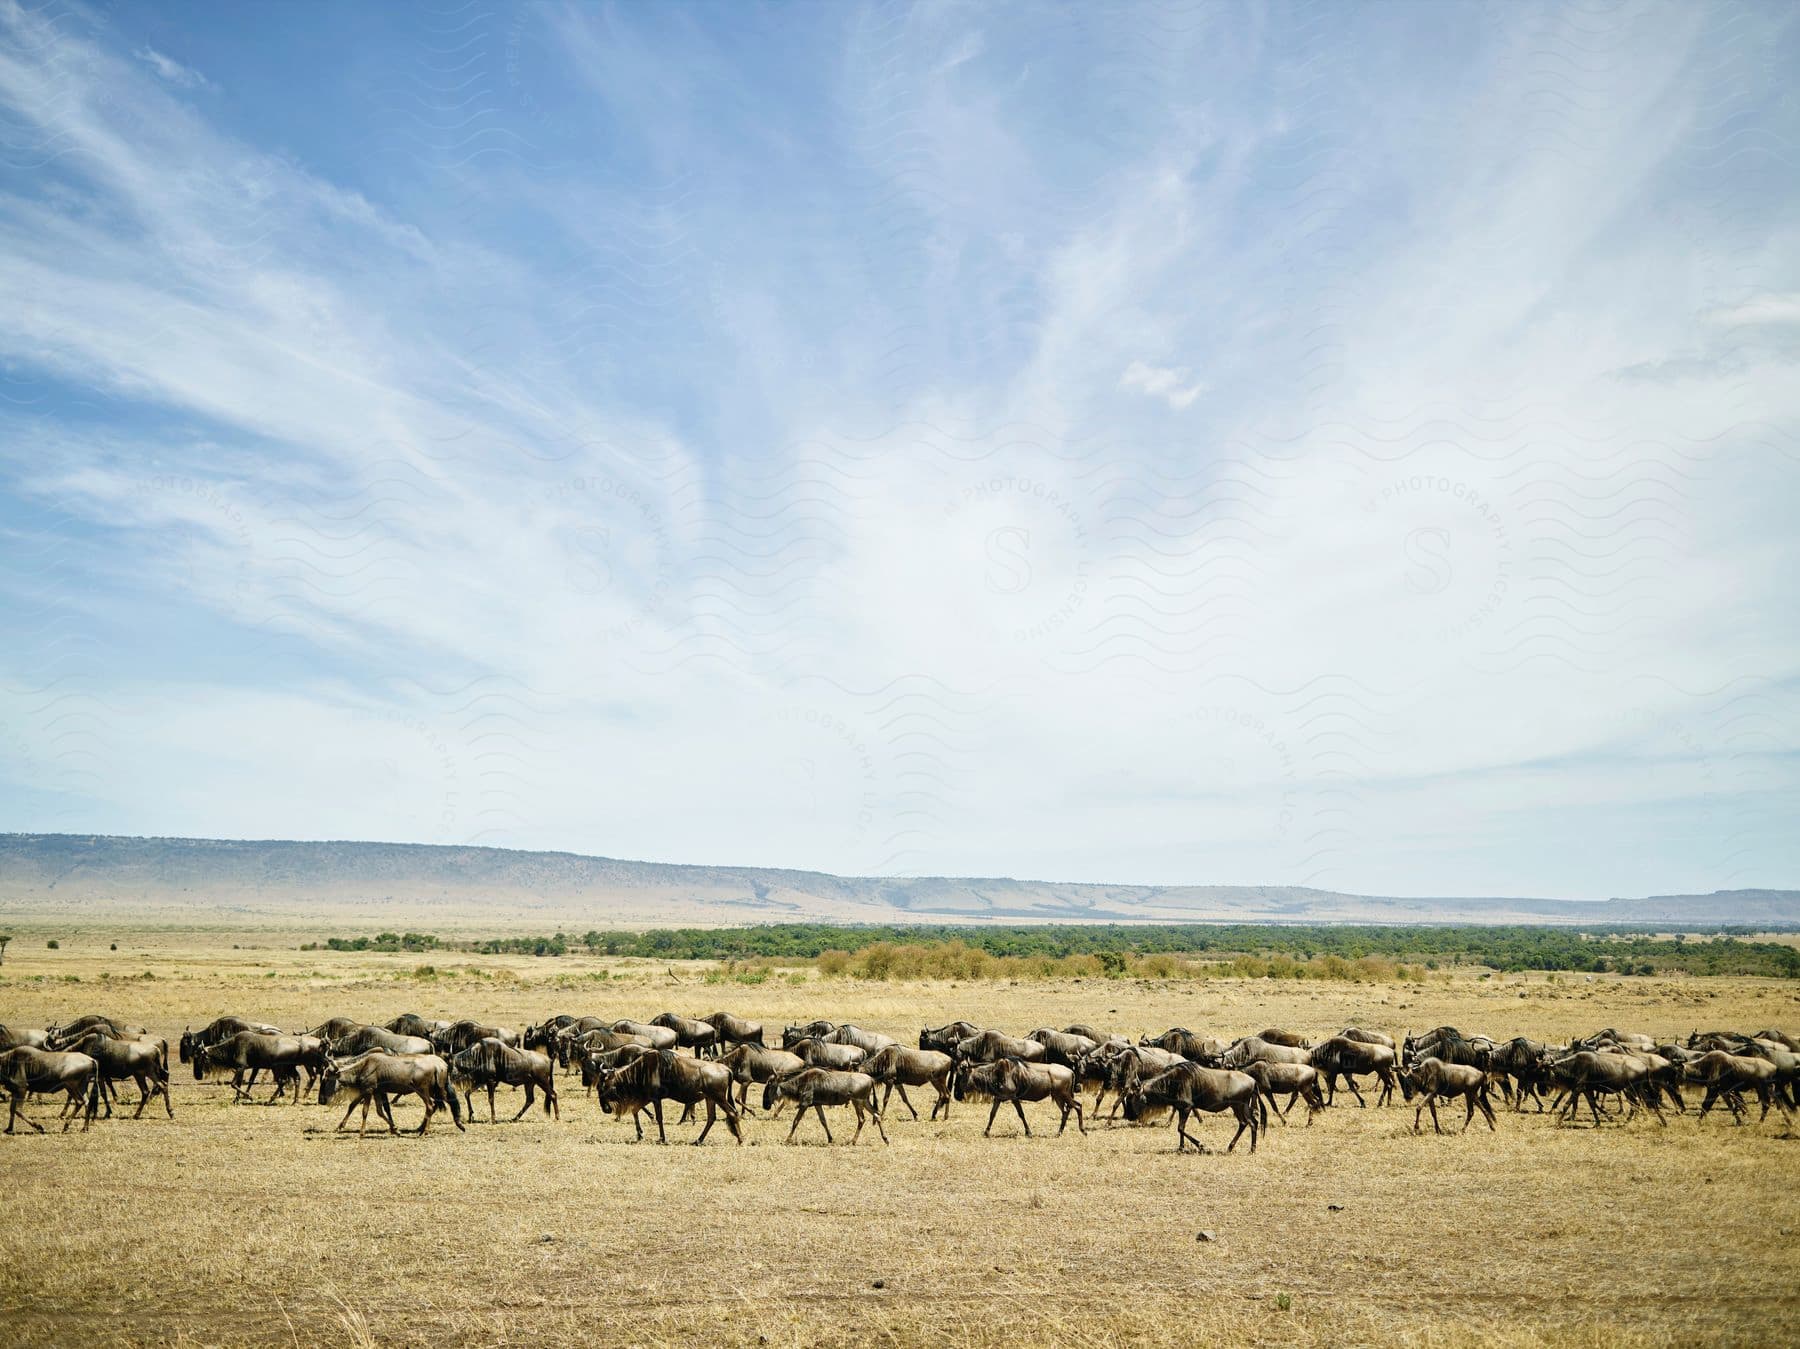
45 940 58 950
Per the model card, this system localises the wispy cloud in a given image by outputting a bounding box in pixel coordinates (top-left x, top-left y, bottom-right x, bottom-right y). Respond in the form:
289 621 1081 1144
133 44 211 90
1118 360 1205 409
0 0 1795 896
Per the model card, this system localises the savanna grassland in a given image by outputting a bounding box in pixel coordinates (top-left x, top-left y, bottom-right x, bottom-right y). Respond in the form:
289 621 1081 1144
1 929 1797 1348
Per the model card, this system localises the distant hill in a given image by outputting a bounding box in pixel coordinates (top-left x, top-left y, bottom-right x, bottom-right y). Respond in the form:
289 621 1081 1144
0 834 1794 930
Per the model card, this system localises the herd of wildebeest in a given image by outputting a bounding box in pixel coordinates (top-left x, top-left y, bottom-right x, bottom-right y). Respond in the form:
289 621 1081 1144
2 1009 1796 1149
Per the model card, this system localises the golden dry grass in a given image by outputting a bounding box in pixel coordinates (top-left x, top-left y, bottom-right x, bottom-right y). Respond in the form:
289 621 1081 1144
1 931 1797 1347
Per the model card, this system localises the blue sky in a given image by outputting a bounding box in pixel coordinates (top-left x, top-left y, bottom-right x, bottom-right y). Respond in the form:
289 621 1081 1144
1 0 1796 897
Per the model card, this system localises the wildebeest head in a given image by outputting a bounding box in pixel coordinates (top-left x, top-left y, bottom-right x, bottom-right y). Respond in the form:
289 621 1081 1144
1394 1063 1420 1101
179 1027 195 1064
1120 1085 1148 1122
761 1075 788 1113
318 1059 343 1106
193 1043 215 1081
953 1061 1001 1103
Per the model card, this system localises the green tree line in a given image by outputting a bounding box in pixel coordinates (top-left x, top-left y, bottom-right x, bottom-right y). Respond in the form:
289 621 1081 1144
301 922 1800 978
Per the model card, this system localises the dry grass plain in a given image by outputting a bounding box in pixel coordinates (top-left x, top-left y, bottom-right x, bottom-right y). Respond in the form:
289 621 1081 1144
1 930 1797 1347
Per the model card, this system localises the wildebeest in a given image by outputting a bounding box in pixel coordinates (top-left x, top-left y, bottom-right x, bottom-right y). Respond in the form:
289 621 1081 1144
952 1030 1047 1065
919 1021 983 1053
0 1046 101 1133
861 1045 954 1120
1545 1051 1660 1127
828 1024 897 1057
1684 1050 1786 1124
386 1013 449 1040
65 1031 171 1119
327 1025 433 1058
1120 1062 1260 1153
652 1013 720 1056
578 1041 654 1089
566 1027 655 1069
704 1011 766 1051
762 1068 887 1145
302 1017 367 1043
953 1058 1085 1137
718 1044 805 1110
179 1016 279 1065
1255 1027 1310 1049
1308 1036 1398 1107
1089 1045 1187 1118
522 1016 580 1055
46 1015 149 1048
1397 1057 1498 1134
1575 1028 1656 1054
545 1019 614 1066
0 1024 51 1051
195 1032 324 1104
1244 1061 1325 1125
432 1020 520 1058
787 1037 866 1071
1064 1024 1123 1046
1488 1037 1554 1111
611 1019 679 1051
1139 1028 1227 1061
783 1020 839 1050
1402 1027 1494 1069
1215 1036 1310 1071
320 1052 463 1137
598 1050 742 1144
449 1039 558 1123
1026 1028 1100 1068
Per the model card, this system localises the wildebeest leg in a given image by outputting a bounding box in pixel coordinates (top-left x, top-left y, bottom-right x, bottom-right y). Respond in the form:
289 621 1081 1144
546 1080 559 1120
1013 1099 1032 1137
723 1094 744 1145
1586 1090 1606 1126
816 1104 834 1144
984 1099 1001 1137
1344 1076 1367 1109
7 1089 45 1134
1069 1092 1086 1135
1476 1089 1497 1131
1460 1091 1476 1132
850 1102 866 1145
357 1096 373 1138
1260 1087 1284 1124
487 1083 499 1124
1176 1106 1205 1154
1413 1099 1427 1133
784 1104 806 1143
512 1083 536 1122
895 1082 919 1120
414 1087 433 1136
695 1097 716 1145
1377 1070 1396 1108
1426 1095 1445 1135
652 1097 668 1144
930 1077 951 1121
